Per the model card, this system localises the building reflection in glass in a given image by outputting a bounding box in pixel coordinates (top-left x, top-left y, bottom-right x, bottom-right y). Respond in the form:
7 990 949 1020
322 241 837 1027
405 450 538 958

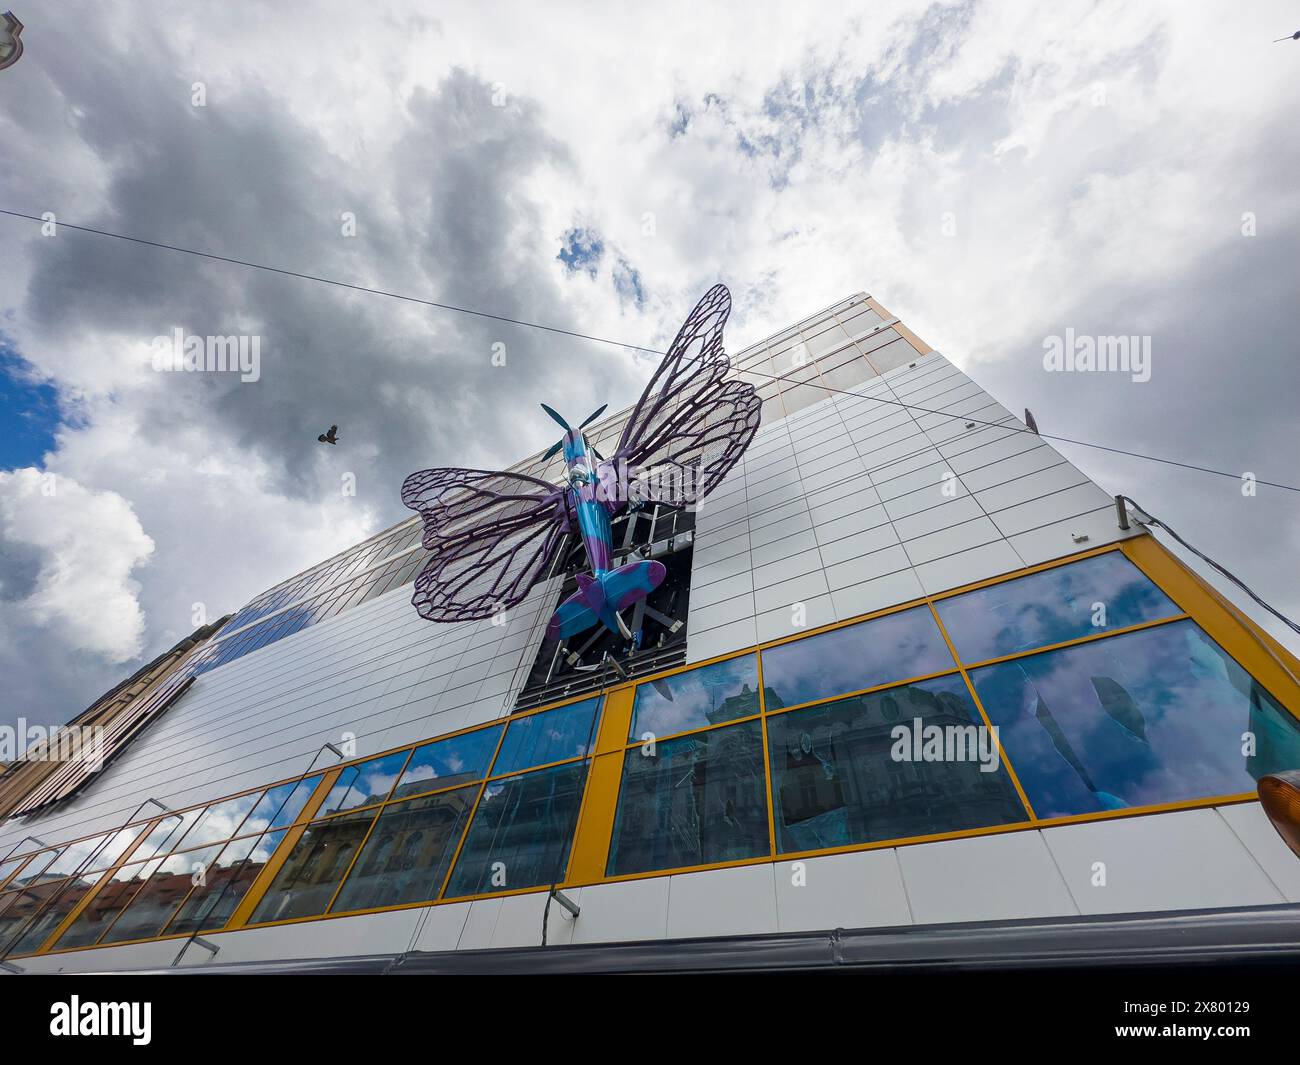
767 675 1027 853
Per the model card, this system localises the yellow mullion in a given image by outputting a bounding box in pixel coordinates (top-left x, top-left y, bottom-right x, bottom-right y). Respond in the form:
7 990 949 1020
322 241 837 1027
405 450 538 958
226 765 341 929
928 602 1038 821
756 648 777 857
565 686 636 884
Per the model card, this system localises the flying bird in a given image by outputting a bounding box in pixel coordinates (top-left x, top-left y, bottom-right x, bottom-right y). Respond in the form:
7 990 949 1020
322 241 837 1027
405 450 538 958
318 425 339 445
401 284 760 646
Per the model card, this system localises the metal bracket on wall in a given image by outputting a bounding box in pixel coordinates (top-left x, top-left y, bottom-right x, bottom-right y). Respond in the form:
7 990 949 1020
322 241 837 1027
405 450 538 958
549 890 580 919
1 836 47 862
304 741 347 774
0 960 24 974
172 936 220 967
124 797 171 824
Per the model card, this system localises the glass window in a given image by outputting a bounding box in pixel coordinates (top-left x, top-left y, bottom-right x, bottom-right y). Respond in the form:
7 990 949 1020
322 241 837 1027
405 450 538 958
320 751 411 815
249 808 378 923
46 835 111 877
607 721 770 876
761 606 955 709
392 726 502 799
766 675 1028 854
242 774 323 834
629 655 760 740
100 845 224 945
0 891 23 943
936 552 1180 663
444 762 588 898
492 699 601 777
0 856 24 887
54 861 155 950
970 619 1300 819
165 830 287 935
140 807 205 858
8 847 61 887
331 786 477 912
174 793 262 850
6 871 102 956
0 880 67 953
85 827 146 873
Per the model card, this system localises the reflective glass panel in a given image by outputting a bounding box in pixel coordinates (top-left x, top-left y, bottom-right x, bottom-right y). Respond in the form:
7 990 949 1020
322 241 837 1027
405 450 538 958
444 762 588 898
0 891 20 939
241 774 322 833
7 871 101 956
165 830 287 935
607 721 770 876
99 846 224 944
174 793 262 850
46 835 110 877
53 861 155 949
629 655 760 740
971 619 1300 818
331 786 477 912
492 699 601 777
936 552 1180 663
249 808 378 923
767 675 1027 853
320 751 410 815
761 606 955 709
0 880 66 952
392 726 502 799
85 827 146 873
8 847 61 887
0 857 24 887
139 808 204 858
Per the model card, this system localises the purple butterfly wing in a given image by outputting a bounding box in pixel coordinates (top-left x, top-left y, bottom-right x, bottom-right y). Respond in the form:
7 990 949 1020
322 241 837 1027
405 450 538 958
400 468 569 622
609 284 759 506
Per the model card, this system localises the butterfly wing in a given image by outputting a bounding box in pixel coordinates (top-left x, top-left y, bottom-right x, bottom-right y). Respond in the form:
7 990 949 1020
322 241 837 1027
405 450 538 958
607 284 759 506
400 468 569 622
623 379 761 506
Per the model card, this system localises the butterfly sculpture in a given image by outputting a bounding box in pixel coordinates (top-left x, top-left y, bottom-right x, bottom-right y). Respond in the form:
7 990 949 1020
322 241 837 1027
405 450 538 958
400 284 760 646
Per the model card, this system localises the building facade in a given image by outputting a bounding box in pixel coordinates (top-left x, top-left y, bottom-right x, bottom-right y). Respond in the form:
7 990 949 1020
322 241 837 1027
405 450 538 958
2 294 1299 972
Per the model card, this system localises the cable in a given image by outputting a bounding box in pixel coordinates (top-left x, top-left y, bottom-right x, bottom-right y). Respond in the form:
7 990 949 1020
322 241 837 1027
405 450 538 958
1118 496 1300 639
741 366 1300 493
0 209 661 356
3 207 1296 493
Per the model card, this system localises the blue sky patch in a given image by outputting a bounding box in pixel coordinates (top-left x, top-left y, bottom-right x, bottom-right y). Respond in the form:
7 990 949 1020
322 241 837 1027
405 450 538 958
557 227 605 277
0 344 62 471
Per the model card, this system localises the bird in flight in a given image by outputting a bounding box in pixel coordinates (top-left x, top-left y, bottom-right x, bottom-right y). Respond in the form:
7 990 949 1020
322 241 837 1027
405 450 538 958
318 425 339 445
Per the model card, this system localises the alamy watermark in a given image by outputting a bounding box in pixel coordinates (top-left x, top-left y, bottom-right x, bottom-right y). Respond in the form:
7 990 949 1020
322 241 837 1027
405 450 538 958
890 717 1001 773
0 719 106 771
1042 328 1151 383
151 328 261 382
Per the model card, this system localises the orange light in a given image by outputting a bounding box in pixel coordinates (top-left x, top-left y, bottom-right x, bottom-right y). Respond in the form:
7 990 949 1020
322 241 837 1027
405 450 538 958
1258 770 1300 859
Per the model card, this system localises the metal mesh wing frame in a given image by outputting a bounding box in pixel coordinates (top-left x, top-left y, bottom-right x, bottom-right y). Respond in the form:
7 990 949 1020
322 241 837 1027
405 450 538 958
608 283 759 507
400 468 570 623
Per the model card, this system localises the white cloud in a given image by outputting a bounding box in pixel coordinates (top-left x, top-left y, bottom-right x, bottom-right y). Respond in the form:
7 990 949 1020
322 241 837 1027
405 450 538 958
0 468 153 662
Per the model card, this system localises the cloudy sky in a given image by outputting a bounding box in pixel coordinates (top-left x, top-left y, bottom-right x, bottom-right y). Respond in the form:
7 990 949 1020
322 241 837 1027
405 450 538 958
1 0 1297 731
